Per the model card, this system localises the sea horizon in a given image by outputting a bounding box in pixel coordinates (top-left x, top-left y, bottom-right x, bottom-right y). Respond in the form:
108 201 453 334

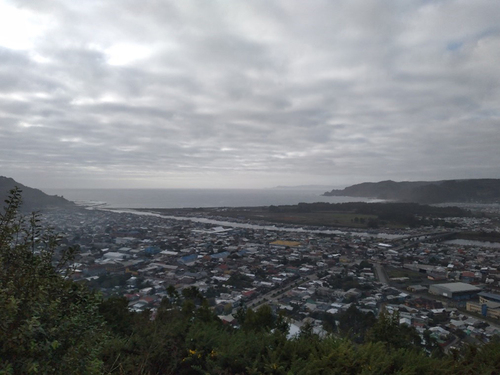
44 187 373 209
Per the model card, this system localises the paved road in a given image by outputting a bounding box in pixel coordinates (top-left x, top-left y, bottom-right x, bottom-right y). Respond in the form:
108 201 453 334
374 263 389 284
243 274 319 312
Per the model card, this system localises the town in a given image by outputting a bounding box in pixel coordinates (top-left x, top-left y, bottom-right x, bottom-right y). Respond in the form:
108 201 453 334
41 203 500 353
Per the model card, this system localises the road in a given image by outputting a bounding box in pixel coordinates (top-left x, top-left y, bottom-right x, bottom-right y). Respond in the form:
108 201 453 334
374 263 389 284
241 273 319 312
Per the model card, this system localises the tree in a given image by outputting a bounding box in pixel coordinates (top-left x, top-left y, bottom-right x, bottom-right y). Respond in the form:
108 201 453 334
98 296 134 336
166 284 181 305
0 188 106 374
239 305 276 332
336 304 376 343
367 310 422 351
181 285 204 305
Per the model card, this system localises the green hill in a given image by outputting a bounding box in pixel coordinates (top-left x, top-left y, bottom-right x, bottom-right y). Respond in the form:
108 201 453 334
0 176 75 211
324 179 500 204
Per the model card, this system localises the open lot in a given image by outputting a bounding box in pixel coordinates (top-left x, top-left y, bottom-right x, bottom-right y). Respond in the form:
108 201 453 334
385 267 431 286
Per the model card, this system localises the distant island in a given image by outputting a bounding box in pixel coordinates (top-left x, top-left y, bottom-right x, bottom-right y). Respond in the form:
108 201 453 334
323 179 500 204
0 176 75 211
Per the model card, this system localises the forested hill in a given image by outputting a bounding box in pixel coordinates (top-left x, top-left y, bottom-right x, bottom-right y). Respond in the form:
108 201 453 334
324 179 500 204
0 176 74 211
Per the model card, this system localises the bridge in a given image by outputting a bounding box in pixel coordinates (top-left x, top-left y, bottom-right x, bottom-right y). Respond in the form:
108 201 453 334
390 231 457 245
386 231 457 253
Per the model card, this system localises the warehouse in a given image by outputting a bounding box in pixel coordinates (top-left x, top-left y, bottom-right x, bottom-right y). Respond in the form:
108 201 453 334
429 282 481 300
478 292 500 304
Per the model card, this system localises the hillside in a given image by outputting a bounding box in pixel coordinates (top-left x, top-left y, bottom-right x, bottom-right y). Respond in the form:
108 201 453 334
0 176 75 211
324 179 500 204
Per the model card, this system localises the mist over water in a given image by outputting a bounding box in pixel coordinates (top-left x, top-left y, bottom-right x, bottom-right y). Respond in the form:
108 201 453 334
44 188 372 209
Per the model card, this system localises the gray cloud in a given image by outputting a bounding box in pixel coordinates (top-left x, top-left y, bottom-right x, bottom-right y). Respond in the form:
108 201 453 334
1 0 500 188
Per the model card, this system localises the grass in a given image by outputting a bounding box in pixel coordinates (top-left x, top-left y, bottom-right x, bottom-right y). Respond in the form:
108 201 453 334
385 267 430 284
216 209 378 228
146 206 407 229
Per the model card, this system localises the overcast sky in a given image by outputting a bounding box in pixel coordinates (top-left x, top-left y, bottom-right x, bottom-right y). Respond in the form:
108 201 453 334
1 0 499 189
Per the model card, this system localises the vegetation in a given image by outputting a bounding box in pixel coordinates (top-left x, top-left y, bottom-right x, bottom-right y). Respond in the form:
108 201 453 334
324 179 500 204
2 188 500 374
385 267 429 284
0 188 105 374
169 201 470 229
0 176 74 212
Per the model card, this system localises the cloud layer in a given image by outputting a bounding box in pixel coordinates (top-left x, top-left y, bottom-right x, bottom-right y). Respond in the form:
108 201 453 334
1 0 499 188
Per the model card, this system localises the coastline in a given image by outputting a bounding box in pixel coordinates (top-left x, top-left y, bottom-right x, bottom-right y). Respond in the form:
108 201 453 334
42 188 372 209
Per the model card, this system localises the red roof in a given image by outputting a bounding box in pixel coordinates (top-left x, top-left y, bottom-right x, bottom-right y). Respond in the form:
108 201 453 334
125 293 140 301
140 296 156 304
462 271 476 278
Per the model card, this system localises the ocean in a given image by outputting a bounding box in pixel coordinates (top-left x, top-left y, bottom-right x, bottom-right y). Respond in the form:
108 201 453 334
43 188 372 209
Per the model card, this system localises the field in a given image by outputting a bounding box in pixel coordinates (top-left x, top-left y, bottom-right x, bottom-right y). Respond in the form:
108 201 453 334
142 201 473 230
385 267 430 285
208 208 378 228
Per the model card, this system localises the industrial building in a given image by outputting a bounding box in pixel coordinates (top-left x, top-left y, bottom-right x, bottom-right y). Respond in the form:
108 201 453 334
428 282 481 301
467 292 500 320
478 292 500 304
467 300 500 320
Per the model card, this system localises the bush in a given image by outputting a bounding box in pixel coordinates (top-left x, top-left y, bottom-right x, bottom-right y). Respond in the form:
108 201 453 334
0 188 106 374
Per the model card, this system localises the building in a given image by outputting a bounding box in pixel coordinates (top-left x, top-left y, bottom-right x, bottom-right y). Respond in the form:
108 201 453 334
102 251 129 261
478 292 500 304
429 282 481 301
466 292 500 320
407 285 428 293
467 300 500 320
